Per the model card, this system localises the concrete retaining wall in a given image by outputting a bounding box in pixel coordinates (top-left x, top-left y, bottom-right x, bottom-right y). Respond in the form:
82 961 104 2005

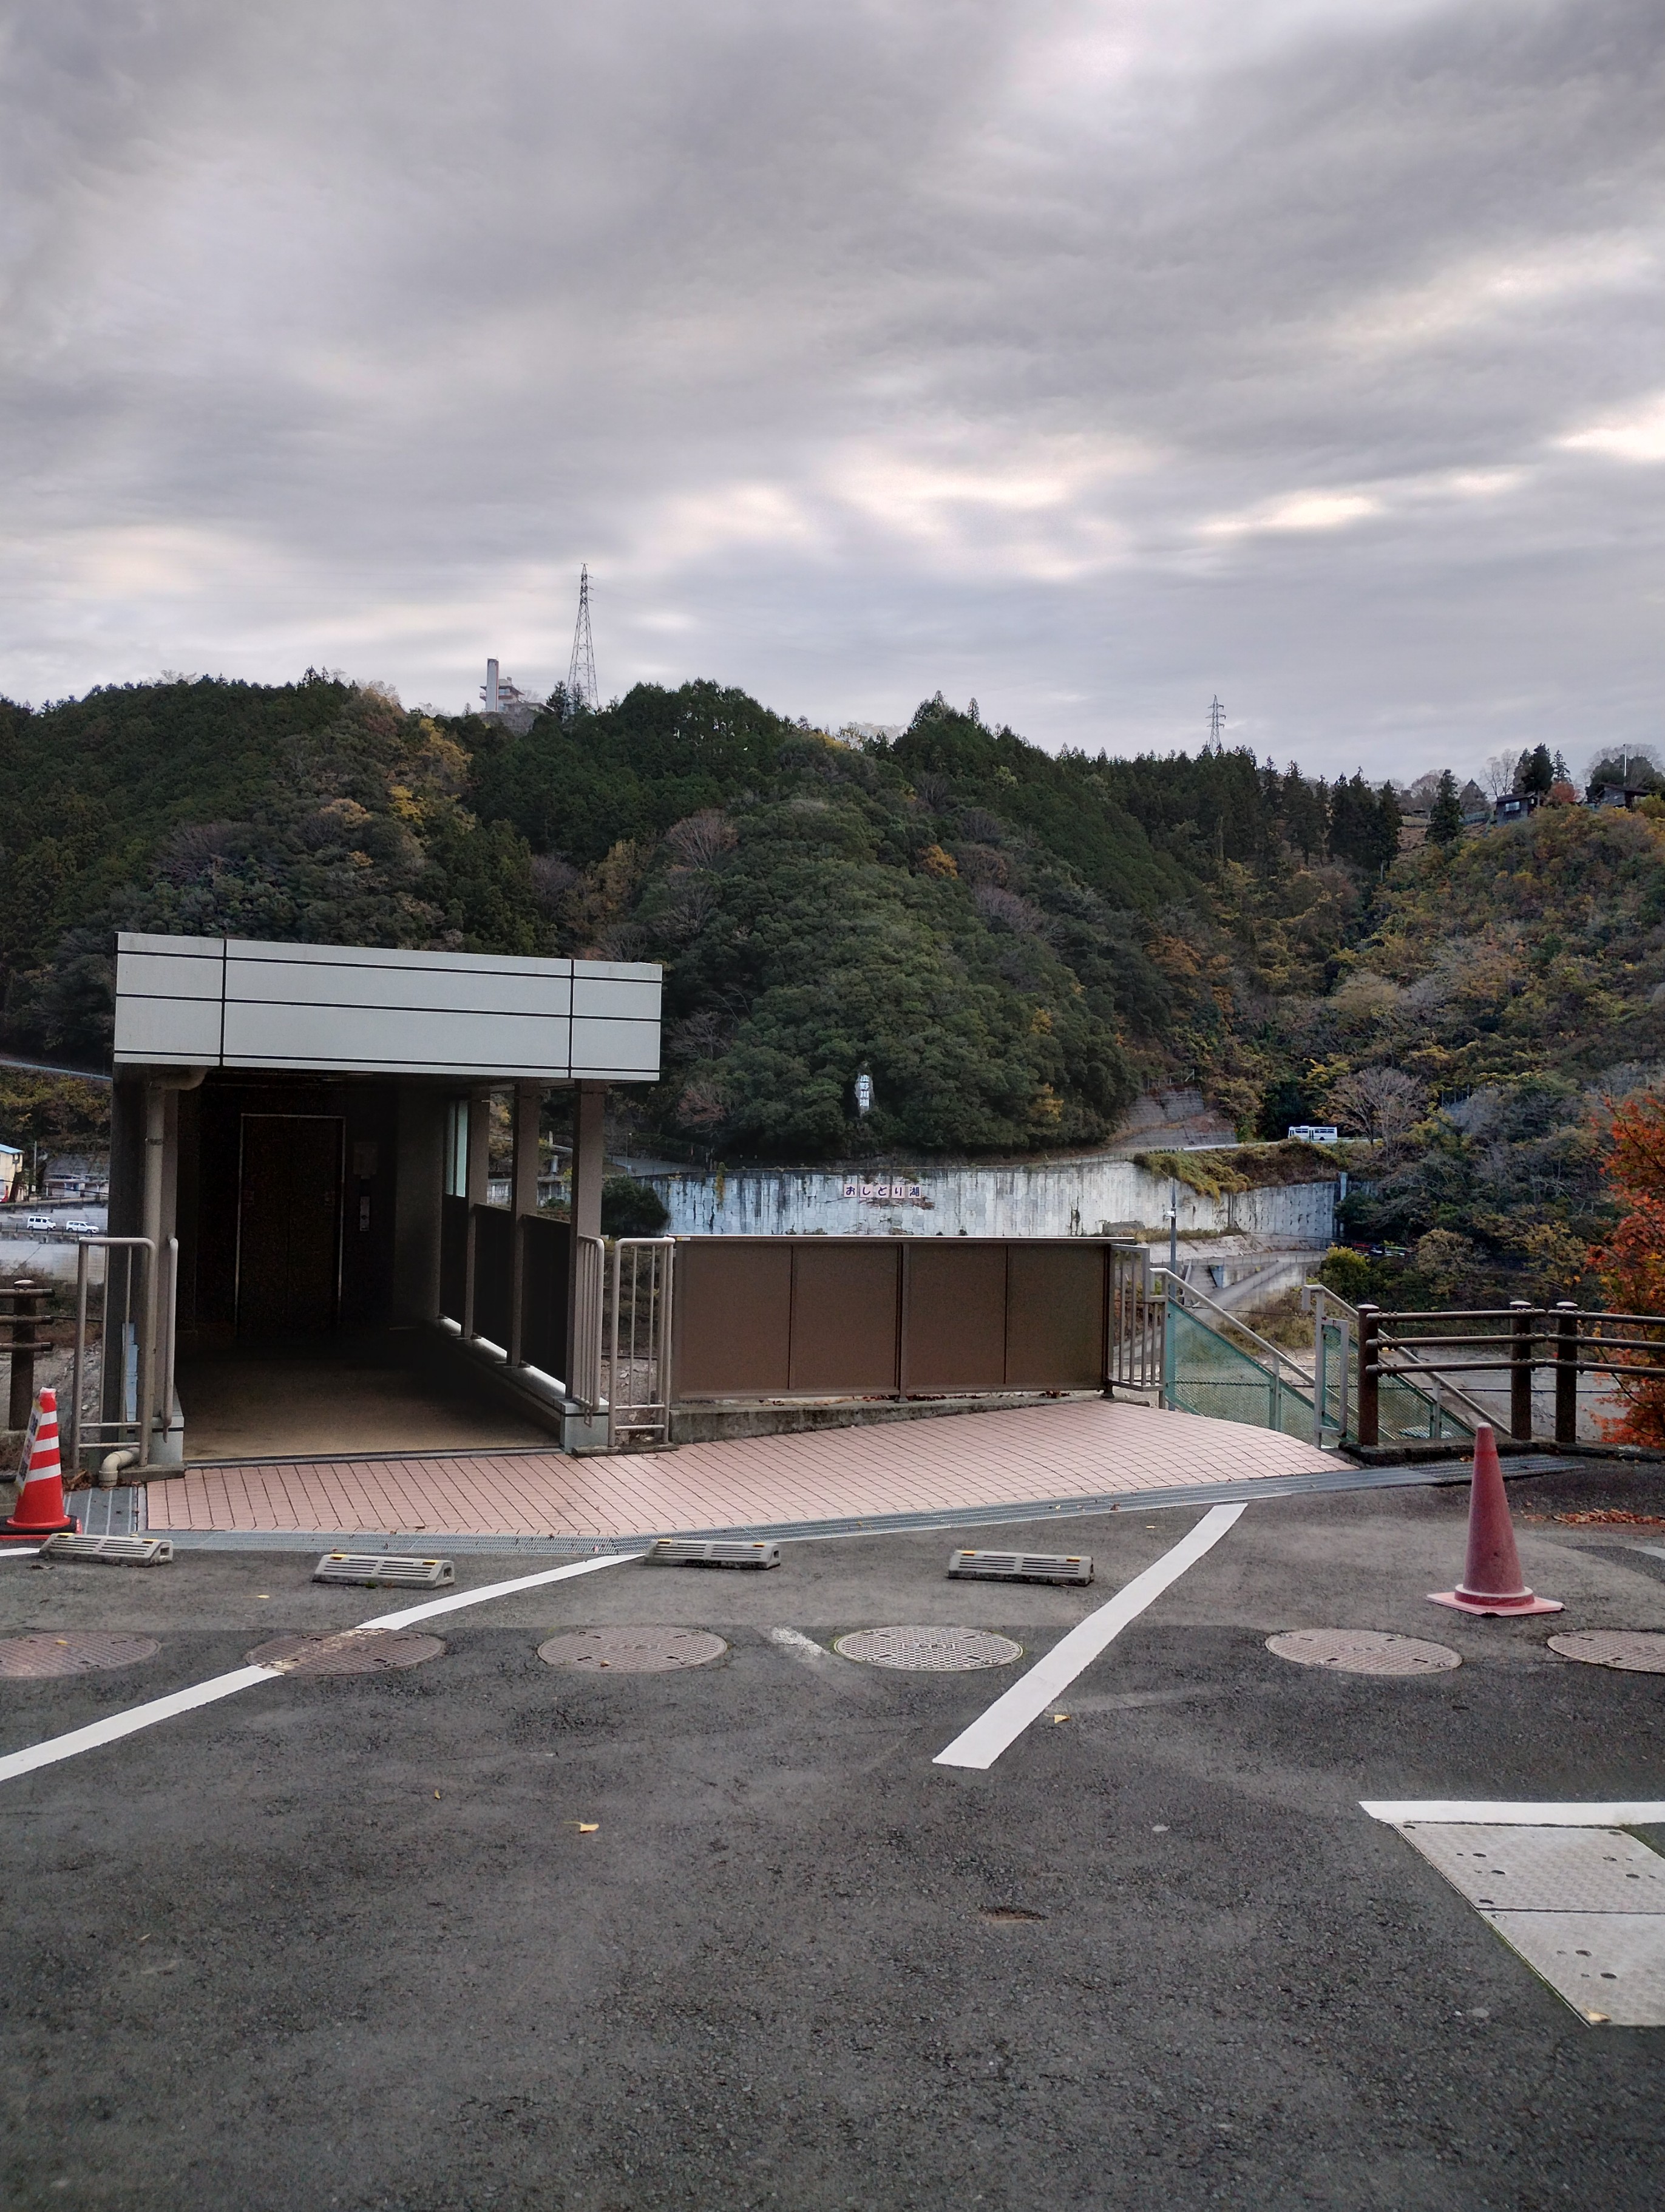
639 1157 1335 1247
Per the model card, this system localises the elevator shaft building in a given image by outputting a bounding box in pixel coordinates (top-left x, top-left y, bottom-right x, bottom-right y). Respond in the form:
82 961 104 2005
105 931 662 1464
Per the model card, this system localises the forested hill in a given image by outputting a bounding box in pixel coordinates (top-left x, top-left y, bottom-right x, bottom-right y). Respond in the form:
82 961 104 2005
3 673 1400 1158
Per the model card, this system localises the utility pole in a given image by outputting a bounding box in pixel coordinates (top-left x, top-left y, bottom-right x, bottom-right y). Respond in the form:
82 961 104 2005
1168 1178 1179 1273
567 565 598 713
1208 696 1226 751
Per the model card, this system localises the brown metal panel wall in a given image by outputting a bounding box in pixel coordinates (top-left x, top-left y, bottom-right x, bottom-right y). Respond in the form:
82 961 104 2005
901 1241 1008 1391
1004 1242 1108 1389
788 1243 901 1391
518 1214 571 1378
676 1238 794 1395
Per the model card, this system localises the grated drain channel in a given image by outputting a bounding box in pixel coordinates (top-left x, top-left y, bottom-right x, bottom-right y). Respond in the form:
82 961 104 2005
833 1626 1023 1672
0 1632 161 1677
537 1627 728 1672
1267 1629 1460 1676
1548 1630 1665 1674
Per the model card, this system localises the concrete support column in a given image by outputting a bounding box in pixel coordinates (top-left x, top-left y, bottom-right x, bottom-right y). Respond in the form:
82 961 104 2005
565 1082 606 1394
461 1087 492 1340
508 1082 541 1366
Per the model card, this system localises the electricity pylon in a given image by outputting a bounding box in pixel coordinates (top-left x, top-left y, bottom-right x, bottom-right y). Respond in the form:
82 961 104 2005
567 565 598 711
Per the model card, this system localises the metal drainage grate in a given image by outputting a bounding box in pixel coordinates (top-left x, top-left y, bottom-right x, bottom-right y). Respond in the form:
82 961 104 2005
311 1553 455 1589
833 1626 1023 1672
537 1627 728 1672
246 1629 446 1676
948 1550 1093 1586
647 1539 782 1570
0 1631 161 1677
1266 1629 1461 1676
1548 1630 1665 1674
39 1533 172 1567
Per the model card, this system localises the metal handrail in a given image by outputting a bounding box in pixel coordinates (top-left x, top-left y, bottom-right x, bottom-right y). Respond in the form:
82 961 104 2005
569 1232 606 1414
69 1236 155 1475
1304 1281 1495 1434
606 1237 676 1452
1154 1267 1314 1388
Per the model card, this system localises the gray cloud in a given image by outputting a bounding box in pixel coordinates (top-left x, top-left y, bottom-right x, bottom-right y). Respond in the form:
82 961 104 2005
2 0 1661 778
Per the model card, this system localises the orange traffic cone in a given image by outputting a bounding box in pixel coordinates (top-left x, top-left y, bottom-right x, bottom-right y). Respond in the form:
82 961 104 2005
1 1388 80 1543
1428 1423 1561 1617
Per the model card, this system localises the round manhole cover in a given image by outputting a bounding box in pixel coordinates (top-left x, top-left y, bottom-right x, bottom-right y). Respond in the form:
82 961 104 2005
1267 1629 1461 1676
246 1630 446 1677
0 1632 160 1678
833 1626 1023 1672
537 1627 728 1673
1548 1630 1665 1674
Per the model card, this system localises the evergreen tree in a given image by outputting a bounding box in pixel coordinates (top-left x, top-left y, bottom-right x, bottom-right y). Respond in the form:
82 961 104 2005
1517 744 1555 799
1428 768 1463 847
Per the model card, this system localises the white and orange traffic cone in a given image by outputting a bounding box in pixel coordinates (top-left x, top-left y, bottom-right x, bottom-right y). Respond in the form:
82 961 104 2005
1 1388 80 1543
1428 1423 1561 1617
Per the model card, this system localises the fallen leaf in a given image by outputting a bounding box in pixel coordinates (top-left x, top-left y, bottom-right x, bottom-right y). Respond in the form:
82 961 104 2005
1050 1713 1070 1724
565 1820 600 1833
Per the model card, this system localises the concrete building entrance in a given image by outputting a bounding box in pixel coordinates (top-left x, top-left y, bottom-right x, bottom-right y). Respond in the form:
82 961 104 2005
100 931 662 1472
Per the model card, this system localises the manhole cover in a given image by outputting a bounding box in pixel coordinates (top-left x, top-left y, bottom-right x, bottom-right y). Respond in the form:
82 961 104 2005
537 1627 728 1672
0 1632 160 1678
833 1626 1023 1672
245 1629 446 1676
1267 1629 1461 1676
1548 1630 1665 1674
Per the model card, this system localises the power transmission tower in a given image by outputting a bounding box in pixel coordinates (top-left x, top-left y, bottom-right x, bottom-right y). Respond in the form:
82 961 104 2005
567 565 598 711
1208 696 1226 750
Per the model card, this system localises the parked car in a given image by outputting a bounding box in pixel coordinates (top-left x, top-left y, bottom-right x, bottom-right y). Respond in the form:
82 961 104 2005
24 1215 55 1235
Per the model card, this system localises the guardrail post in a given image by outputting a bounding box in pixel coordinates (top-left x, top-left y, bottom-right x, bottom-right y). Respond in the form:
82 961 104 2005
5 1277 41 1431
1510 1301 1534 1444
1357 1303 1379 1447
1554 1301 1578 1447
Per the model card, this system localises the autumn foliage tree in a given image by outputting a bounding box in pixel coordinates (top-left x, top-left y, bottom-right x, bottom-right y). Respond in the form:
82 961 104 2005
1589 1092 1665 1444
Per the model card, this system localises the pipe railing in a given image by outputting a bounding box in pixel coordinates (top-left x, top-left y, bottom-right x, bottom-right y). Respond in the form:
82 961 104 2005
69 1237 156 1477
606 1238 676 1452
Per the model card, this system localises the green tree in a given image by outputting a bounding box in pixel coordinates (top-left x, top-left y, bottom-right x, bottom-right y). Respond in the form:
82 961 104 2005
1428 769 1463 847
1517 744 1555 799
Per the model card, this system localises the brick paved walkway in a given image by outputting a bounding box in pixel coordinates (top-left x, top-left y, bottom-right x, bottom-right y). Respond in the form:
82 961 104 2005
144 1399 1343 1541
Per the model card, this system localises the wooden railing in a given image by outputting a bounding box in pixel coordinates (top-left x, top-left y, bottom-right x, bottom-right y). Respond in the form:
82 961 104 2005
1356 1301 1665 1447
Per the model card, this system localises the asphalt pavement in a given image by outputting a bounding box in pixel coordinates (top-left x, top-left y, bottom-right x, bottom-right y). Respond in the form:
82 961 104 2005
2 1474 1663 2210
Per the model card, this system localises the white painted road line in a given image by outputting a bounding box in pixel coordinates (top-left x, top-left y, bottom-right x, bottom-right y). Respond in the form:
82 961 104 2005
933 1502 1245 1771
0 1548 42 1561
0 1666 281 1786
0 1549 642 1790
352 1549 646 1630
1362 1799 1665 1827
767 1626 836 1665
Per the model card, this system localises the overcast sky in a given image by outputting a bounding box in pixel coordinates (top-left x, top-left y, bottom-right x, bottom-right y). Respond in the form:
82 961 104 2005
2 1 1661 777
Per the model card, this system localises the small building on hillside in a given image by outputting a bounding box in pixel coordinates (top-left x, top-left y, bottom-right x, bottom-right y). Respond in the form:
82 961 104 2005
44 1153 109 1201
0 1138 22 1203
1592 782 1652 810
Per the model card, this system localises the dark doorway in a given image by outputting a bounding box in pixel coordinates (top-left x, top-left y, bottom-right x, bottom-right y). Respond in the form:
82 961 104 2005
237 1114 344 1335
